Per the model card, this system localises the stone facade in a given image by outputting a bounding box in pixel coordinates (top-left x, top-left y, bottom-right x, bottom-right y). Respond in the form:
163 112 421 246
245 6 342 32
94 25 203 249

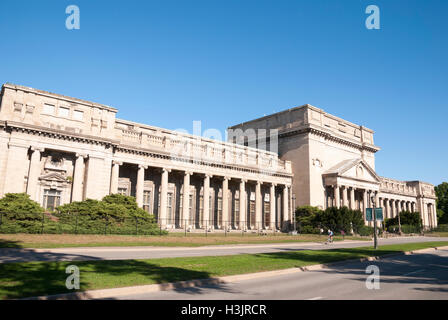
0 84 438 231
0 83 293 231
228 104 438 229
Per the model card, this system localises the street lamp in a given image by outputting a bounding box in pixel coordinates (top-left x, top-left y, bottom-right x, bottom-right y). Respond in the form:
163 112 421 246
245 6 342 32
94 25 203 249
371 195 378 250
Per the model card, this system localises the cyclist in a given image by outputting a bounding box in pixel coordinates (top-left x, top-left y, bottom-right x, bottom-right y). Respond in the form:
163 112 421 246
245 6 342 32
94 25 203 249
327 229 334 243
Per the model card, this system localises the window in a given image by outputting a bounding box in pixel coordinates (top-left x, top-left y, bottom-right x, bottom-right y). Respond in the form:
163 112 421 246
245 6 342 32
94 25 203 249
249 200 255 228
234 199 240 225
167 192 173 224
118 188 128 196
188 194 193 218
58 106 70 117
264 202 271 227
73 110 84 121
217 197 223 226
43 103 55 115
43 189 61 211
143 190 151 213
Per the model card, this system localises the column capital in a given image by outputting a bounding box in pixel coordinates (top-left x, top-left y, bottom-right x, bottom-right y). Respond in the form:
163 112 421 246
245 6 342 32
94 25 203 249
112 160 123 165
31 146 45 153
185 171 193 176
240 178 247 183
76 153 88 159
223 176 230 181
162 167 172 173
138 164 148 170
271 182 277 187
204 173 213 178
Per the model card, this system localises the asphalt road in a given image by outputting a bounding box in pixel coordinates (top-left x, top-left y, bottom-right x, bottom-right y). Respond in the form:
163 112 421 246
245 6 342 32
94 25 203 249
0 236 447 263
116 247 448 300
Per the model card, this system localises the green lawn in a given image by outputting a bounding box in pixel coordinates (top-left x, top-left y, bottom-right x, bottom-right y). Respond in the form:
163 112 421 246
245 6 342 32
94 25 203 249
1 241 447 300
0 233 368 249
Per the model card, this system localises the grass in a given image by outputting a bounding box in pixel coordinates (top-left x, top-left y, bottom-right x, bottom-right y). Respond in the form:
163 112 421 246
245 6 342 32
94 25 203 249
425 231 448 238
0 241 447 299
0 233 369 249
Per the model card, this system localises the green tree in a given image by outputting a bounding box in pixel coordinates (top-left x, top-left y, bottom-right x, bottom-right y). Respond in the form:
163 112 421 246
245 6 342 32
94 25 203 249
435 182 448 224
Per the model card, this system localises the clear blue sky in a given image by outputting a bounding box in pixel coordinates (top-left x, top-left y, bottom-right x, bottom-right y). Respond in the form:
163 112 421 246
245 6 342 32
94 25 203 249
0 0 446 185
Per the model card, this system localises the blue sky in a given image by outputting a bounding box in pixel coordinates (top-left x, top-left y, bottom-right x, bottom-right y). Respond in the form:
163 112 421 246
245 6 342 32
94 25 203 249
0 0 446 185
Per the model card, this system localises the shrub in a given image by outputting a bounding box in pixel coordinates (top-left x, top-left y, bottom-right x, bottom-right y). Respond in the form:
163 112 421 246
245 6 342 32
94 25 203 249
295 205 365 235
0 193 45 233
435 224 448 232
357 225 374 237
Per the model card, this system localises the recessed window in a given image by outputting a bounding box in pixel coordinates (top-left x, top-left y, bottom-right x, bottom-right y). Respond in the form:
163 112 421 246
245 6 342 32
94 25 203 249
73 110 84 121
58 107 70 118
43 103 55 115
43 189 61 211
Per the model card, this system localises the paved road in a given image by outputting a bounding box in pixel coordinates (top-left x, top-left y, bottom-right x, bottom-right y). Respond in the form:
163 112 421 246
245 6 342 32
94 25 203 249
1 236 447 263
117 247 448 300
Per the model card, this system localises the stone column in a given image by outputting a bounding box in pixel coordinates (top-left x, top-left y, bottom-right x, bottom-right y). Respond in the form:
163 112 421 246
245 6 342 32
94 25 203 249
222 177 229 229
255 181 262 230
203 174 211 229
110 161 122 194
386 199 391 219
334 185 340 208
26 147 44 201
342 186 348 208
350 187 355 210
283 185 289 224
183 171 191 227
159 168 170 228
239 179 246 229
72 153 87 202
398 200 402 214
136 165 147 208
270 183 276 230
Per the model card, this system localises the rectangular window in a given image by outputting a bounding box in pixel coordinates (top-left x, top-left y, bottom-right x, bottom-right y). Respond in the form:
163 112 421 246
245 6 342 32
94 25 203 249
73 110 84 121
43 103 55 115
217 197 223 226
167 192 173 224
118 188 128 196
264 202 271 227
58 106 70 117
43 189 61 211
143 190 151 213
234 199 240 225
249 200 255 228
199 195 203 225
189 194 193 218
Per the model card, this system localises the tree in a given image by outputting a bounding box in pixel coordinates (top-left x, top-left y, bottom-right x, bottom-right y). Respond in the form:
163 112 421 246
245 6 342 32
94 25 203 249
435 182 448 224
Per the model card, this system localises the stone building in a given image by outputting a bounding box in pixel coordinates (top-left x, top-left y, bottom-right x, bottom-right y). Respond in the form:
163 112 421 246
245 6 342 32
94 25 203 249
0 83 293 231
229 104 438 229
0 84 438 231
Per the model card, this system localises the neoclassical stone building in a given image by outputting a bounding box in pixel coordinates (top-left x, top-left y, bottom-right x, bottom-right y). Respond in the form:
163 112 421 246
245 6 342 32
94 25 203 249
0 84 293 231
229 105 438 229
0 83 438 231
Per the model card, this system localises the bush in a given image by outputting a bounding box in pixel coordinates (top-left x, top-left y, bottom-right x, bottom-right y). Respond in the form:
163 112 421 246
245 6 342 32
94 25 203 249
384 211 422 234
434 224 448 232
357 225 374 237
295 205 364 235
0 193 45 233
0 193 163 235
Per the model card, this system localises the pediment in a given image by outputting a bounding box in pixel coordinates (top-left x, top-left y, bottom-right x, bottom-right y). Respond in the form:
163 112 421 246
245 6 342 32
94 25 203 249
39 172 68 182
324 158 380 183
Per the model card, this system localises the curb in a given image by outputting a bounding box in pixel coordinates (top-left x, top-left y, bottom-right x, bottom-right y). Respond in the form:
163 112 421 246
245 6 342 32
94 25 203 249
25 245 448 300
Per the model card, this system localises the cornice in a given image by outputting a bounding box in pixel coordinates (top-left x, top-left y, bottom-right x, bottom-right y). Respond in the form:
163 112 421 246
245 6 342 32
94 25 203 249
5 121 120 147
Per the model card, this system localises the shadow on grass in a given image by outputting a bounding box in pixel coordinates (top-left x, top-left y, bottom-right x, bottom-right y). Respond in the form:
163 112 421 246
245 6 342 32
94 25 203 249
0 259 233 300
0 239 23 249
